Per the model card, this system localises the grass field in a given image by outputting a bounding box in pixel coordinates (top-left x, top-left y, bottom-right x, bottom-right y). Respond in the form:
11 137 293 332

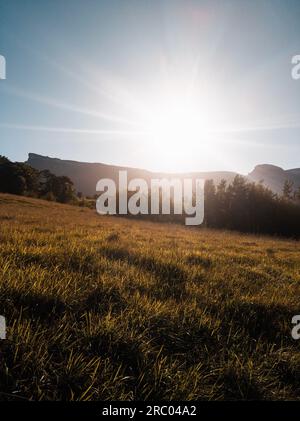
0 193 300 400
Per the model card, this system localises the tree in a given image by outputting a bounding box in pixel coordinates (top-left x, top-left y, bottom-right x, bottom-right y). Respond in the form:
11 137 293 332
216 179 228 227
204 179 217 226
226 175 248 230
53 175 75 203
0 156 26 195
39 170 75 203
283 180 294 200
16 162 39 194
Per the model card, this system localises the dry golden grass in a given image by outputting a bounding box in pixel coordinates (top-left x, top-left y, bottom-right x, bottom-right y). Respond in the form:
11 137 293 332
0 193 300 400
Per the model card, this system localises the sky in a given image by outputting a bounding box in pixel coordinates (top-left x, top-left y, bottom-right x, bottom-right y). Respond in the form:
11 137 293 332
0 0 300 174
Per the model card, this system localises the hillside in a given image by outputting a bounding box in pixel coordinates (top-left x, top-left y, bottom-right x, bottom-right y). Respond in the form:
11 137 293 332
27 153 300 197
0 193 300 400
248 164 300 195
26 153 239 196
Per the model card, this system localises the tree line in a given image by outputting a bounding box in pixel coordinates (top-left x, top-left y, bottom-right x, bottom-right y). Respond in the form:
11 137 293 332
1 155 300 238
204 176 300 238
0 156 76 203
111 175 300 238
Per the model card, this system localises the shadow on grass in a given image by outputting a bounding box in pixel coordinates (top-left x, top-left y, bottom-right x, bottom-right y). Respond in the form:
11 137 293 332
87 332 143 376
219 364 264 400
0 287 65 321
219 301 297 344
101 246 187 300
83 284 127 315
146 314 218 362
185 254 213 269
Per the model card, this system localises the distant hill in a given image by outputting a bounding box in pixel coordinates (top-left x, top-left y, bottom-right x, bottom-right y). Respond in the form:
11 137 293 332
26 153 300 196
248 164 300 195
26 153 238 196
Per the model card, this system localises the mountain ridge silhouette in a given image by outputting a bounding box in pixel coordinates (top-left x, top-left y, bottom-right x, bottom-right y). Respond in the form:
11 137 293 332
26 153 300 196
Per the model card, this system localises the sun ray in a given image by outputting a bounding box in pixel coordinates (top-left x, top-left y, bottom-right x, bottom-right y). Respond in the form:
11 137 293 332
1 84 142 127
0 123 148 136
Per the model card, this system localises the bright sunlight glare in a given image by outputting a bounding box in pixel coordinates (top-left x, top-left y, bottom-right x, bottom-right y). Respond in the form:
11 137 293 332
138 85 226 172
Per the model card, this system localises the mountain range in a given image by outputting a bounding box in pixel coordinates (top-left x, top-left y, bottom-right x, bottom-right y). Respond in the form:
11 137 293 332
26 153 300 197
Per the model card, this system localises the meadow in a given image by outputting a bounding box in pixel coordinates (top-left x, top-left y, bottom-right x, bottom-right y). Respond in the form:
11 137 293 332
0 193 300 400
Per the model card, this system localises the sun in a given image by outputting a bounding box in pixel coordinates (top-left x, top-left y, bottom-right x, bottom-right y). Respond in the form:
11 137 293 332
141 90 218 171
151 90 211 135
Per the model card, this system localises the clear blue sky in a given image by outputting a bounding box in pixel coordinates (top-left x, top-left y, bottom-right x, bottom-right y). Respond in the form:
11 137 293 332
0 0 300 173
